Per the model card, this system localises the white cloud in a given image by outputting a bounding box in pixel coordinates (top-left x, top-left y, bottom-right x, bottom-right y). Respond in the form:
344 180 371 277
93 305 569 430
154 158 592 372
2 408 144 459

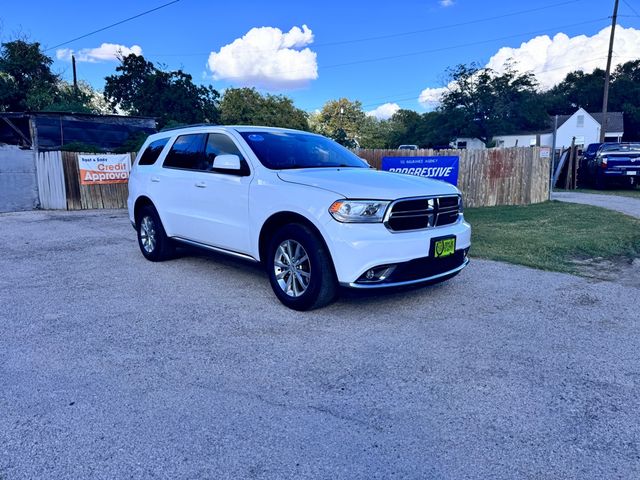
439 0 454 6
367 102 401 120
207 25 318 89
418 26 640 107
486 26 640 89
56 43 143 63
418 86 449 108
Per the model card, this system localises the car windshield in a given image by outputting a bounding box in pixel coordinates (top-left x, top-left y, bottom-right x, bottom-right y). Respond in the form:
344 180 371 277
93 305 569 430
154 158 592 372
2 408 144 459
585 143 601 153
600 143 640 153
239 131 369 170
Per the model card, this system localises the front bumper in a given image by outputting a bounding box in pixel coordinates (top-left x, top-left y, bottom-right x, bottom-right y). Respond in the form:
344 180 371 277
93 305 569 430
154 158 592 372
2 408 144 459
322 215 472 285
344 255 469 289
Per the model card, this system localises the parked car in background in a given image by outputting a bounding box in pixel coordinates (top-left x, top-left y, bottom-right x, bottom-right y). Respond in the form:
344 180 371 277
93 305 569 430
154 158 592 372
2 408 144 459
128 125 471 310
578 142 602 187
582 143 602 163
582 143 640 189
398 145 418 151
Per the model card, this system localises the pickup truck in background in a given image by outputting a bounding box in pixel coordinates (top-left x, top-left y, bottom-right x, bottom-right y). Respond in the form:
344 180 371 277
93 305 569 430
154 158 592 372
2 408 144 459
582 142 640 189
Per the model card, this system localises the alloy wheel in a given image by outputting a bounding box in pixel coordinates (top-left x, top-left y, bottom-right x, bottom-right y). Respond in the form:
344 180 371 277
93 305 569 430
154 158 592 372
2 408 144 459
273 239 311 297
140 216 157 253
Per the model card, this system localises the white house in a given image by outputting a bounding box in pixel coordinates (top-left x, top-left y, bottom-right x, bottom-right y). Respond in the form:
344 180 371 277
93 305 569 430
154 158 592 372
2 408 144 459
452 137 487 150
493 133 539 148
453 108 624 149
541 108 624 149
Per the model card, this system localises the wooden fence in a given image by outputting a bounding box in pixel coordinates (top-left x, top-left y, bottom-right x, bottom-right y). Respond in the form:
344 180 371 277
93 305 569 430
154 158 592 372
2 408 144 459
357 147 550 208
34 148 549 210
36 151 135 210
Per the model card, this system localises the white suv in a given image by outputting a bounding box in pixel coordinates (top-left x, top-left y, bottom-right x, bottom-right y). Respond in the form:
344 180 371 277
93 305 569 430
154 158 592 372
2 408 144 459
128 125 471 310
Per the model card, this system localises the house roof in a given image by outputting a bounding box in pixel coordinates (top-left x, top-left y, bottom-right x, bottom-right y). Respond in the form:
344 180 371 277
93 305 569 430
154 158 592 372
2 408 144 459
493 110 626 137
556 111 624 132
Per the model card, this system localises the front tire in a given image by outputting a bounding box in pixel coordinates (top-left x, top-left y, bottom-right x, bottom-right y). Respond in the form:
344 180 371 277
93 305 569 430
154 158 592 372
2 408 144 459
266 224 338 311
136 205 174 262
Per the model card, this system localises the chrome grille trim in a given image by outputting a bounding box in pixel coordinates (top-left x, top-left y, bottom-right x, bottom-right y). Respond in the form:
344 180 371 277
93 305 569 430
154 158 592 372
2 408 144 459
383 195 461 232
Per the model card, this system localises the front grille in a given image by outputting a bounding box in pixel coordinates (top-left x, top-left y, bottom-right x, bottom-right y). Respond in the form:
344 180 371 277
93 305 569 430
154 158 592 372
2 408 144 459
385 195 460 232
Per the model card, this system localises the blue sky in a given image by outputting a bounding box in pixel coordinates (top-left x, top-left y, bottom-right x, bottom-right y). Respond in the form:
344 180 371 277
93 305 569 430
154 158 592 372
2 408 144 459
2 0 639 117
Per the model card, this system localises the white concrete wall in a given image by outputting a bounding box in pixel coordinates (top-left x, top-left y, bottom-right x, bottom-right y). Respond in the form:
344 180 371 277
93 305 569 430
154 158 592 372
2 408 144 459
493 134 538 148
454 137 486 149
0 145 39 212
540 133 554 147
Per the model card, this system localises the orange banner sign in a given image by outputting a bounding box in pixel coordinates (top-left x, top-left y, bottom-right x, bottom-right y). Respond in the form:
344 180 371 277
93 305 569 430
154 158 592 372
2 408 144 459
79 154 131 185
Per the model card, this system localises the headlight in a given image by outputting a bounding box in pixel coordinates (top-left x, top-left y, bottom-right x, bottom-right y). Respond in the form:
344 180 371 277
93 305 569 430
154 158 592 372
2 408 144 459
329 200 390 223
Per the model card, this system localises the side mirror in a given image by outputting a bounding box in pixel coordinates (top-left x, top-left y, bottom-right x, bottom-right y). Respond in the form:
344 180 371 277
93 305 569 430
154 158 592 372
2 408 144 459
213 154 241 170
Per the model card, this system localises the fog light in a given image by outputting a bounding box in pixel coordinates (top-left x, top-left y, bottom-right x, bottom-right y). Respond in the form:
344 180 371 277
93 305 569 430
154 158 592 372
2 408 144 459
357 265 397 283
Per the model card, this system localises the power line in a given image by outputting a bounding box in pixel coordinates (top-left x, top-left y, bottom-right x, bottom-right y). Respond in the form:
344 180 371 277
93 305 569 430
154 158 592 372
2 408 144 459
206 18 610 86
45 0 181 52
214 17 609 81
144 0 586 57
622 0 640 16
319 18 608 71
313 0 584 48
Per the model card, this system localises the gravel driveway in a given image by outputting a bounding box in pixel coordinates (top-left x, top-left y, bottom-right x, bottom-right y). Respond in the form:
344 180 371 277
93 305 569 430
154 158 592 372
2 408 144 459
552 191 640 218
1 210 639 479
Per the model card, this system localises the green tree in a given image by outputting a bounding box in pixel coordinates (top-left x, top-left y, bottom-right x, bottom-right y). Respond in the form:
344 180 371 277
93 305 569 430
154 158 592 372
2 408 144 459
315 98 366 147
439 63 548 144
610 60 640 141
415 111 460 148
542 69 605 115
44 81 99 114
219 87 309 130
104 54 220 128
386 109 422 147
358 115 394 149
0 39 59 111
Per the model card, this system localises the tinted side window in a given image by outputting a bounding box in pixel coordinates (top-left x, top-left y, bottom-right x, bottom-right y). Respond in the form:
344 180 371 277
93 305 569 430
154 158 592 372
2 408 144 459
138 138 169 166
206 133 250 175
163 134 207 170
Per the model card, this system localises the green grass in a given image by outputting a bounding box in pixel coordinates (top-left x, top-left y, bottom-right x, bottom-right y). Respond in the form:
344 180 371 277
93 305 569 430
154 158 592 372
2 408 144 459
464 201 640 274
555 188 640 199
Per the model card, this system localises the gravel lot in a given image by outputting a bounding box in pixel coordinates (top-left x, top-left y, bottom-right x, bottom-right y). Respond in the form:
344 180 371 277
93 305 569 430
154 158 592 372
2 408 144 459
1 210 639 479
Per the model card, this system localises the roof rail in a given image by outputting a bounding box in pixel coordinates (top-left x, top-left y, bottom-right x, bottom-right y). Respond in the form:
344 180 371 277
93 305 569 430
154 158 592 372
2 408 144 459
159 122 218 132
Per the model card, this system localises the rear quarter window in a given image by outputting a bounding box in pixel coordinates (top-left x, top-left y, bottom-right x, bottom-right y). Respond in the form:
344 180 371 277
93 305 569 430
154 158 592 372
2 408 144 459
138 138 170 166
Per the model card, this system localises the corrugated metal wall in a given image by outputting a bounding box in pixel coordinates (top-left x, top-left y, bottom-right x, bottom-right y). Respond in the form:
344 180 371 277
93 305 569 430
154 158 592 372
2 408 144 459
36 151 67 209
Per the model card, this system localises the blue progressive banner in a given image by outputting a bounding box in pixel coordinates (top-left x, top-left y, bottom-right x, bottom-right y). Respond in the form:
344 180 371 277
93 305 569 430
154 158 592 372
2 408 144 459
381 156 459 185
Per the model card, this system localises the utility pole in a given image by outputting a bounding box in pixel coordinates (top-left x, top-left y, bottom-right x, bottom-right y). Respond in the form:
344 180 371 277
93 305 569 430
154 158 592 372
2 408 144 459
600 0 619 142
549 114 558 197
72 55 78 94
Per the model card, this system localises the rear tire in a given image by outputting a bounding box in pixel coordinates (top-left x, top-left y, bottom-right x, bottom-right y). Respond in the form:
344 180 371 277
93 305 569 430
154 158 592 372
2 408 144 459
266 224 338 311
136 205 174 262
594 172 607 190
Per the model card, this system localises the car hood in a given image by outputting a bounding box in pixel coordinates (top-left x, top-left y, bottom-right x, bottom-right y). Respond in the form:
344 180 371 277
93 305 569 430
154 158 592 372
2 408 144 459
277 168 460 199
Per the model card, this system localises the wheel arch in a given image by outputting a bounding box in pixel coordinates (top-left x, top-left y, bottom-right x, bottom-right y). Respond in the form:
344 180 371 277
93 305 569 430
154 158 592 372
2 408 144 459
258 211 334 268
133 196 155 225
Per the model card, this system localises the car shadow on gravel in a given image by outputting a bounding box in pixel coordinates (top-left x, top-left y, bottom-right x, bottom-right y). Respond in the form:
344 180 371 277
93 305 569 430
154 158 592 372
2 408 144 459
173 243 456 308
